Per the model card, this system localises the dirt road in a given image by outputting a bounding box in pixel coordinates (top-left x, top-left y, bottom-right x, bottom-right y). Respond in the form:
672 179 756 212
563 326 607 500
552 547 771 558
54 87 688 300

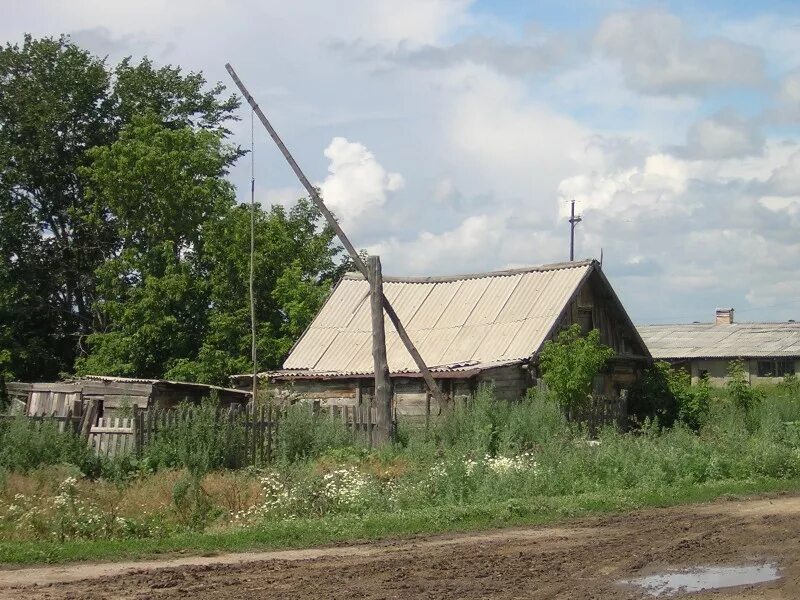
2 493 800 599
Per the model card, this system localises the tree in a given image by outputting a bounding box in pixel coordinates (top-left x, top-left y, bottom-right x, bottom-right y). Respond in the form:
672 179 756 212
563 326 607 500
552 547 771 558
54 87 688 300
74 117 236 378
166 200 350 385
539 324 615 415
0 35 238 380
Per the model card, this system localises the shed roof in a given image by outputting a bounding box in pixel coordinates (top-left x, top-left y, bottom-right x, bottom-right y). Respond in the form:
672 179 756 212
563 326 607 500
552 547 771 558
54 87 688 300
264 260 598 378
637 322 800 360
81 375 251 397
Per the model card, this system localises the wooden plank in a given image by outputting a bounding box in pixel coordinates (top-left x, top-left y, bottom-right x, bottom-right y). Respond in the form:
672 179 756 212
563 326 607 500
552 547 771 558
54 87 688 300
78 381 153 397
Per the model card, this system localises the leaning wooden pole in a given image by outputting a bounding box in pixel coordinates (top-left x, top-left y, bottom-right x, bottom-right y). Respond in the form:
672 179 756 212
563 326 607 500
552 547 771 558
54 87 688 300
369 256 393 444
225 63 445 406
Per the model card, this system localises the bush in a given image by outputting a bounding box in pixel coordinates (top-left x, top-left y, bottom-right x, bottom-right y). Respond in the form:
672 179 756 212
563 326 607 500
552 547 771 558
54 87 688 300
276 403 354 463
539 325 615 416
141 396 245 473
726 360 763 432
0 417 100 475
631 362 709 430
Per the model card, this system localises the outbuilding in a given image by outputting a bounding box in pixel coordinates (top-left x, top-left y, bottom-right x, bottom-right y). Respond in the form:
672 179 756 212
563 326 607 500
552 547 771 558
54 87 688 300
5 375 251 418
638 309 800 386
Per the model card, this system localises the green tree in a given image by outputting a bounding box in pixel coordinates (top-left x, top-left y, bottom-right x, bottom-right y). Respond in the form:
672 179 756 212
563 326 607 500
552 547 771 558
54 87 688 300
74 117 236 378
539 324 615 415
166 200 349 385
0 35 238 380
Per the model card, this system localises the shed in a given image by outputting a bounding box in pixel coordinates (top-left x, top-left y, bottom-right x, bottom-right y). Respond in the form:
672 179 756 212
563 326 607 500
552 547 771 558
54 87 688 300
232 259 650 419
638 309 800 386
5 375 251 418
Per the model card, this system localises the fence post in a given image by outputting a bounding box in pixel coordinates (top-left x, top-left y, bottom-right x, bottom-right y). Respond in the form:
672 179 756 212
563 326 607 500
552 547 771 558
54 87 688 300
132 405 141 457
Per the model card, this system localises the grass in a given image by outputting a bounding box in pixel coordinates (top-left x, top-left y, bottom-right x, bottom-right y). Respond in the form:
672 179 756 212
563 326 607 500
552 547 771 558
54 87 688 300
1 379 800 566
1 477 797 566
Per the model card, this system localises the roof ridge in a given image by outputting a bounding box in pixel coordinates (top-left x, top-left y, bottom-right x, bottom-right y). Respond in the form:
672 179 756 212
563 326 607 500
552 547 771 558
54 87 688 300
638 321 800 328
342 259 596 283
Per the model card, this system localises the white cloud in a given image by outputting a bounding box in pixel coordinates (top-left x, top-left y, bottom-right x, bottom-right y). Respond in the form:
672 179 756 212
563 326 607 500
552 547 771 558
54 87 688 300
433 177 460 204
370 212 565 274
557 153 691 221
441 65 588 207
594 8 765 96
260 186 305 209
762 150 800 196
679 109 764 159
770 69 800 122
319 137 404 231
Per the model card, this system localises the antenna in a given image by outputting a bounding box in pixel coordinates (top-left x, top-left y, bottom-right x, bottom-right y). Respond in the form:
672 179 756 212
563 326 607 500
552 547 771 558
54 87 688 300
569 198 582 261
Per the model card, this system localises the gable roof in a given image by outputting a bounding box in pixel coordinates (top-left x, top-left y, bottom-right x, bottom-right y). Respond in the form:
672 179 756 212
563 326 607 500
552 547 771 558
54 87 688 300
272 260 601 378
637 322 800 360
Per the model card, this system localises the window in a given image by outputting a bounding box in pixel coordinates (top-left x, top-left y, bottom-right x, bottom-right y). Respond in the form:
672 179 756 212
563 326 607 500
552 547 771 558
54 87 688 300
757 359 795 378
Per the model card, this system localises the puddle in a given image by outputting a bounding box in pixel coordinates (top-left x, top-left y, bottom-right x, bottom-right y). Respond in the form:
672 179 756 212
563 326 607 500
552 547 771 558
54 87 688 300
619 563 781 597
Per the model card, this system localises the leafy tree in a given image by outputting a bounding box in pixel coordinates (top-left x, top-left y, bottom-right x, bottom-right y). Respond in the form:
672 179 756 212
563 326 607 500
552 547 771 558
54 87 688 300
2 34 349 386
0 35 238 380
166 200 349 385
539 324 615 415
74 117 236 378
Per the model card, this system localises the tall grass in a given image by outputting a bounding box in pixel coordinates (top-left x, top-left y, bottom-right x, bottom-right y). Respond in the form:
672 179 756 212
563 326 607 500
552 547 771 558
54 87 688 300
1 380 799 549
0 417 100 475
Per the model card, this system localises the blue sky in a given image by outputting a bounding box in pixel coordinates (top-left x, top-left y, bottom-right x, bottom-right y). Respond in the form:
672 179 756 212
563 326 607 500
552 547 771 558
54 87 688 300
5 0 800 324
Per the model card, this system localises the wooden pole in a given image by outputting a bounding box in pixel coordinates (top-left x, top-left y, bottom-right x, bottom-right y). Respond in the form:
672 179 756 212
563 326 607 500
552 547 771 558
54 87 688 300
224 63 445 407
369 256 392 445
249 108 258 404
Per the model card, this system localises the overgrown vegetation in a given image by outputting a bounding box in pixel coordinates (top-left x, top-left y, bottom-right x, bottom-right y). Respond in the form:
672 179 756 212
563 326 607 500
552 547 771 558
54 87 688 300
1 376 799 563
539 324 615 415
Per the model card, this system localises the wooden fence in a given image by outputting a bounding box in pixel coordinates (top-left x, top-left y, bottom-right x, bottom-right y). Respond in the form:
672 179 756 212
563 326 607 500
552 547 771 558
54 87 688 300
571 392 628 437
78 402 381 463
89 417 136 459
0 411 81 434
1 401 385 462
320 403 381 447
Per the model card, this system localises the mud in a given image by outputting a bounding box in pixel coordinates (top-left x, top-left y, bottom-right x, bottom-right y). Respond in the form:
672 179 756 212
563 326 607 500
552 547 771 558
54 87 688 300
2 494 799 599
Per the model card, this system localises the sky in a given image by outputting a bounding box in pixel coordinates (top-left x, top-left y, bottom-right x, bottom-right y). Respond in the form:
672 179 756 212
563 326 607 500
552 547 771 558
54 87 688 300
5 0 800 325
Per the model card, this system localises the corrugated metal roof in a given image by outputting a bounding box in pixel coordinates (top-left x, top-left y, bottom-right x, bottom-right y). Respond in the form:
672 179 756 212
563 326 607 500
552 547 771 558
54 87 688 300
262 359 524 380
280 260 594 376
637 322 800 359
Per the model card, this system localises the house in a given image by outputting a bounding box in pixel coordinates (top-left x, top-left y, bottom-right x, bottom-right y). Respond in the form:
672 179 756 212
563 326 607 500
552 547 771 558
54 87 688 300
231 259 651 419
5 375 251 418
637 308 800 386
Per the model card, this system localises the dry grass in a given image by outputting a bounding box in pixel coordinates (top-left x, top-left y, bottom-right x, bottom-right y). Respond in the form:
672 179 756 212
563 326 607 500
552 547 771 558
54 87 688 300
202 471 262 515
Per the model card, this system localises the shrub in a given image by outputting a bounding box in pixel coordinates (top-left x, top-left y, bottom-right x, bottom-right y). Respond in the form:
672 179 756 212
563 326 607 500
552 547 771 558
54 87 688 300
726 360 763 429
631 362 709 430
0 417 100 475
539 325 615 416
276 403 354 463
141 396 245 473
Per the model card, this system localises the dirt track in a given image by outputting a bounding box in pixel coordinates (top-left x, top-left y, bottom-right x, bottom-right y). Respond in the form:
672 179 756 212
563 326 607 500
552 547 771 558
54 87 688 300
2 493 800 599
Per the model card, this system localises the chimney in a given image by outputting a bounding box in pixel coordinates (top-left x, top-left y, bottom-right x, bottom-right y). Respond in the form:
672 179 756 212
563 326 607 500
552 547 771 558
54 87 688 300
715 307 734 325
